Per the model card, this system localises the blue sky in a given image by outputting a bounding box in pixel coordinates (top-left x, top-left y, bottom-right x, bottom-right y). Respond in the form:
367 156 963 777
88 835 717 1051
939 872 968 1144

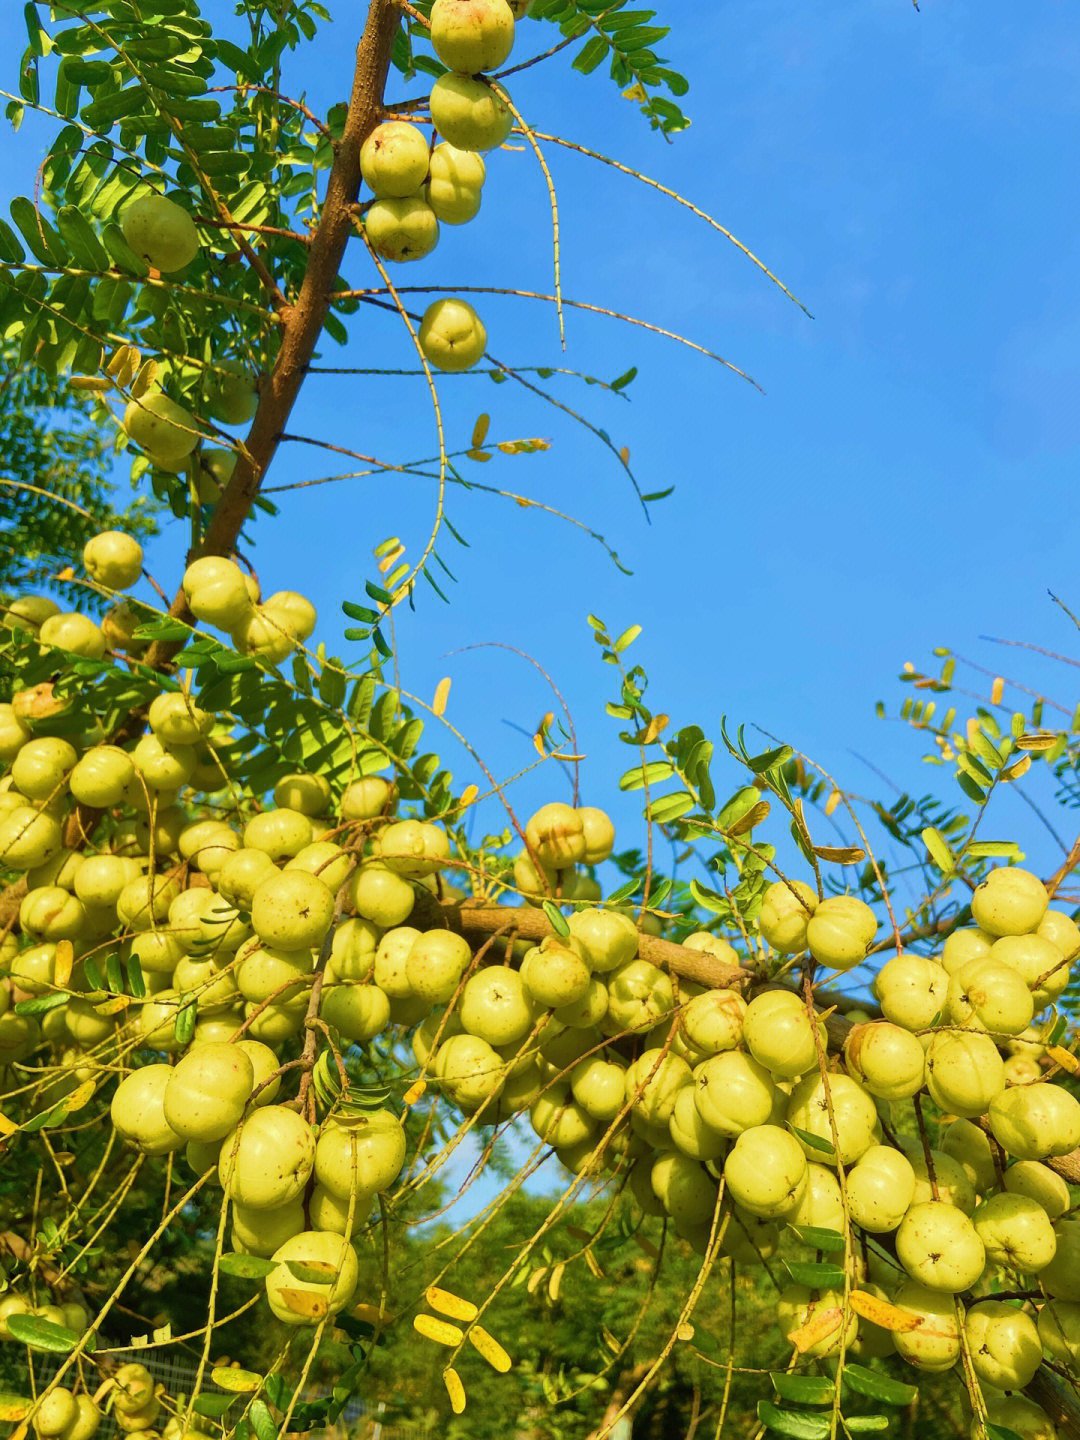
3 1 1080 889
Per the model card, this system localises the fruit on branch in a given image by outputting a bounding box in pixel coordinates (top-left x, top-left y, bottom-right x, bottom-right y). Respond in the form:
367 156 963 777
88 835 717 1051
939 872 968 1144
37 612 107 659
890 1282 963 1371
805 894 878 970
11 736 77 800
843 1020 926 1099
871 952 948 1030
430 0 516 75
2 595 60 632
988 1081 1080 1160
970 864 1049 936
376 818 449 876
162 1041 255 1141
757 878 818 954
425 146 484 224
364 196 440 262
82 530 143 591
924 1029 1006 1118
429 73 513 153
1003 1159 1070 1218
723 1124 808 1218
981 1395 1057 1440
111 1064 185 1154
219 1106 316 1208
895 1201 986 1292
777 1285 858 1358
206 360 259 426
419 298 487 372
973 1191 1057 1271
742 989 826 1078
945 957 1035 1035
845 1144 916 1232
314 1109 407 1196
360 121 433 198
964 1300 1042 1389
232 1199 305 1258
182 556 254 629
32 1389 78 1438
120 193 200 273
264 1230 359 1324
68 745 135 806
123 393 202 470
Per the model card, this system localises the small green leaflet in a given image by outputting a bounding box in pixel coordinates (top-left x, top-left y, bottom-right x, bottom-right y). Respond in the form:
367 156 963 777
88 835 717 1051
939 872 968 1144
842 1363 917 1406
218 1253 276 1280
542 900 571 937
769 1374 834 1406
784 1261 845 1289
787 1226 845 1253
4 1315 85 1353
756 1401 830 1439
788 1125 834 1155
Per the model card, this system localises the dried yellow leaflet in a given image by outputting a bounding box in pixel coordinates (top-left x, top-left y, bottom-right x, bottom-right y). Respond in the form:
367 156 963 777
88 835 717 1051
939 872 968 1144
443 1369 466 1415
468 1325 512 1373
413 1314 463 1346
425 1286 477 1322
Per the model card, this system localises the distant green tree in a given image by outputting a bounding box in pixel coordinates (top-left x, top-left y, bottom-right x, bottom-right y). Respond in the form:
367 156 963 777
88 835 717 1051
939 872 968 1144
0 349 157 603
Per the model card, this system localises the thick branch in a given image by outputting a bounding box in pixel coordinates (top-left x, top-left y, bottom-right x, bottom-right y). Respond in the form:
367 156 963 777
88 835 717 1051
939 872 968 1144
140 0 402 673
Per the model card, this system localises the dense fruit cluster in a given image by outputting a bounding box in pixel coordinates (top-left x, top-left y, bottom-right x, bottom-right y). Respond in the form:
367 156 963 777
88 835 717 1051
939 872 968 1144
4 532 1080 1438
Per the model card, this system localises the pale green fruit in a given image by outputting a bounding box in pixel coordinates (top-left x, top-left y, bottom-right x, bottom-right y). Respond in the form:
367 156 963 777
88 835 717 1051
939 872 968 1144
907 1147 976 1213
847 1145 915 1232
742 990 824 1078
1041 1220 1080 1300
891 1281 963 1371
509 850 556 903
31 1389 78 1438
460 965 536 1045
871 953 947 1031
206 360 257 425
64 996 116 1046
122 193 199 271
285 841 352 895
120 776 179 817
419 298 487 372
309 1182 370 1235
553 974 607 1029
11 736 76 800
530 1085 595 1148
339 776 397 820
373 926 421 999
624 1049 692 1126
602 958 674 1034
20 885 85 941
148 693 212 747
3 594 60 631
567 908 638 974
244 807 313 860
668 1083 726 1161
717 1204 781 1264
991 932 1068 1009
576 805 614 863
964 1300 1042 1389
83 530 143 590
777 1286 857 1358
524 802 585 869
426 174 482 224
1004 1053 1044 1085
126 929 180 980
360 120 431 198
430 0 515 72
973 1191 1057 1271
758 879 818 954
677 989 746 1056
724 1125 808 1218
1037 907 1080 963
1037 1298 1080 1366
650 1151 719 1226
430 140 485 191
0 701 31 761
38 611 107 657
694 1050 778 1137
989 1081 1080 1160
315 1109 406 1199
124 393 201 469
628 1109 676 1152
217 847 277 909
941 925 994 975
411 1006 464 1069
946 957 1034 1036
429 73 512 152
265 1230 358 1325
64 1397 101 1440
231 1198 305 1258
806 895 877 970
327 917 381 983
365 196 439 262
564 1055 622 1122
111 1363 155 1417
194 445 237 501
237 1037 281 1106
100 599 144 653
192 1012 243 1045
74 852 138 910
28 844 84 892
348 861 415 928
162 1042 253 1142
260 590 317 641
0 805 62 869
981 1395 1057 1440
895 1201 985 1292
178 821 239 879
843 1020 926 1099
971 865 1049 937
376 819 450 877
0 1294 32 1339
788 1162 845 1234
244 993 307 1042
924 1029 1005 1118
627 1156 667 1216
521 937 591 1008
436 1033 506 1110
405 928 472 1004
488 1056 544 1122
219 1105 315 1208
132 734 195 791
273 771 331 816
0 1013 41 1063
1004 1159 1070 1218
68 745 135 807
10 942 58 996
182 556 253 629
939 1117 997 1194
130 992 185 1051
250 870 334 950
321 982 390 1043
111 1064 185 1154
786 1072 879 1166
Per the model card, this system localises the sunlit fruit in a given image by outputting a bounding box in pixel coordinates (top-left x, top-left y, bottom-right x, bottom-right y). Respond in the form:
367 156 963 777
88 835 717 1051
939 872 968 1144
430 0 516 74
83 530 143 590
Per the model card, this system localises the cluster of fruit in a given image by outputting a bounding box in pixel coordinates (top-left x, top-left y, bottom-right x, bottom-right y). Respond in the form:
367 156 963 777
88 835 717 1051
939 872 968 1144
0 1356 202 1440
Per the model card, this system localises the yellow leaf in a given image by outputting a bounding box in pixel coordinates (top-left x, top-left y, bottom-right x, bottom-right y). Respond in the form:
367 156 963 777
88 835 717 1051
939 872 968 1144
471 413 490 449
55 566 76 582
788 1306 842 1353
69 376 110 392
0 1399 31 1423
433 677 451 718
848 1289 922 1333
0 1112 17 1137
1000 754 1032 782
403 1079 427 1108
129 358 159 401
1047 1045 1079 1075
991 676 1004 705
1014 731 1061 752
351 1303 394 1327
413 1314 462 1346
458 784 478 810
546 1262 564 1304
468 1325 512 1373
275 1288 328 1320
466 449 491 463
584 1250 604 1280
95 996 130 1016
812 846 866 865
210 1368 261 1393
526 1267 548 1296
824 790 842 817
425 1287 477 1322
285 1259 337 1284
728 800 770 837
54 941 74 989
443 1368 466 1415
619 446 630 464
642 713 668 745
63 1080 97 1115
